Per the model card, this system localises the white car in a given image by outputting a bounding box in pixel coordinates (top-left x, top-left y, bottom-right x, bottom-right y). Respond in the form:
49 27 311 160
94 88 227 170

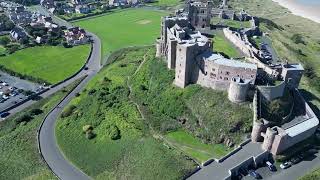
2 95 9 100
1 82 8 86
280 162 291 169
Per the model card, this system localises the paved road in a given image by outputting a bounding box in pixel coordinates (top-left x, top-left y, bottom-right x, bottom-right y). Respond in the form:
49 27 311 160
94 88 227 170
38 32 101 180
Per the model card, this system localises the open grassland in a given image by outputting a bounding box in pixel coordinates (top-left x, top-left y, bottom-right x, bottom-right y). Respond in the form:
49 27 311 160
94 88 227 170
229 0 320 111
299 168 320 180
211 17 252 29
56 48 195 179
74 9 167 60
0 45 90 84
0 79 81 180
213 31 241 58
165 130 229 163
149 0 181 7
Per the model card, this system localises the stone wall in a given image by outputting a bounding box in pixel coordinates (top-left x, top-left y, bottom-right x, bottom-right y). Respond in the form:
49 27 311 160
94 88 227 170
257 81 286 101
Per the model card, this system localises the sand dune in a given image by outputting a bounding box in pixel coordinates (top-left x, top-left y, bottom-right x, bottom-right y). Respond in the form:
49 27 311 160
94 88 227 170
272 0 320 23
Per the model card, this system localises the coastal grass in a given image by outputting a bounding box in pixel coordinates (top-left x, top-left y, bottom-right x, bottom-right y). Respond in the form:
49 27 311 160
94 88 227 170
0 45 90 84
299 168 320 180
213 31 241 58
73 9 167 59
0 79 81 180
229 0 320 110
56 48 195 179
165 130 229 163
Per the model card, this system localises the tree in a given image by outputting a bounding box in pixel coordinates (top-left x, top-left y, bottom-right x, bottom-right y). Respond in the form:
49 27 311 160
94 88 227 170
0 36 10 46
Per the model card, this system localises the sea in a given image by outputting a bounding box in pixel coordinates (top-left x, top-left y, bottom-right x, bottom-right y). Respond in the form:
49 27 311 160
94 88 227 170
296 0 320 6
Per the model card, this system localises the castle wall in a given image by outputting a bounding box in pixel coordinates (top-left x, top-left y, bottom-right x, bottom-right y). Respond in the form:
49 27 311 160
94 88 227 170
228 78 250 103
257 81 286 101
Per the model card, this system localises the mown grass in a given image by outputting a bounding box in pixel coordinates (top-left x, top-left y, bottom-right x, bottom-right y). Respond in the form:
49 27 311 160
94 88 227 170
0 79 81 180
74 9 167 59
56 48 195 179
166 130 229 163
0 45 90 84
213 31 241 58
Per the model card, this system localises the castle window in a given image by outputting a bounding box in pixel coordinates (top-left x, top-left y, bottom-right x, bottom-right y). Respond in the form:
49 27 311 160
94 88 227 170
179 48 181 51
225 71 230 75
210 73 216 78
251 74 254 78
224 77 229 81
212 68 215 72
220 76 222 79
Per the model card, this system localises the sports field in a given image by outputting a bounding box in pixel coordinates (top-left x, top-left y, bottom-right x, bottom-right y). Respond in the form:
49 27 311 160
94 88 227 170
74 9 167 59
0 45 90 84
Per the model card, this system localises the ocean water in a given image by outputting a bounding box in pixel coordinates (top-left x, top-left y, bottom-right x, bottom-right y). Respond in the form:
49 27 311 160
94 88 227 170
296 0 320 6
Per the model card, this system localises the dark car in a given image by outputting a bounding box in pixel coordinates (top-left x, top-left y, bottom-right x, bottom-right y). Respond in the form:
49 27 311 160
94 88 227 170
266 161 277 172
0 112 10 119
290 156 302 164
248 170 262 179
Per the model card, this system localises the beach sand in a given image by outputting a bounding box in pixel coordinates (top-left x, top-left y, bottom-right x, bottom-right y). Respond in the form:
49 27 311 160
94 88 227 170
272 0 320 23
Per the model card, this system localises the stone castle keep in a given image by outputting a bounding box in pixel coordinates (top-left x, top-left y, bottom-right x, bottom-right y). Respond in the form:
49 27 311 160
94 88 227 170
156 15 257 103
155 0 319 157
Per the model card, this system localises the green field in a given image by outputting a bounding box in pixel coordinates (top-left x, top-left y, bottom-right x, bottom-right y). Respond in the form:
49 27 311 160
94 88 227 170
0 45 90 84
56 48 195 179
0 79 81 180
211 17 252 29
74 9 167 60
149 0 181 7
213 31 241 58
165 130 229 163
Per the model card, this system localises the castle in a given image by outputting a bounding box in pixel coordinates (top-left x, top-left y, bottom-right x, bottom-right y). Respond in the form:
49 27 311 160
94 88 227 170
156 0 319 157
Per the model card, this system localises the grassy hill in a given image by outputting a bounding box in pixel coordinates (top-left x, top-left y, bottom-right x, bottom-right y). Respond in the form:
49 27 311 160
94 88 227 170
0 45 90 84
0 79 81 180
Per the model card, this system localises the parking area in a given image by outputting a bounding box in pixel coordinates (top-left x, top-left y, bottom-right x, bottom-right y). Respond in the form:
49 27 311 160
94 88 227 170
0 71 43 114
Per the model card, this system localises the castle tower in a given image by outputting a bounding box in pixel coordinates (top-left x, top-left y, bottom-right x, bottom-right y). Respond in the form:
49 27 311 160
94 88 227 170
188 1 213 29
281 63 304 89
167 38 178 69
251 120 263 142
228 77 250 103
262 127 277 151
174 42 196 88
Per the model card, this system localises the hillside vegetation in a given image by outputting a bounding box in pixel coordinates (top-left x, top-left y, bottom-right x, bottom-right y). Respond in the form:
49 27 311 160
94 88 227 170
0 79 82 180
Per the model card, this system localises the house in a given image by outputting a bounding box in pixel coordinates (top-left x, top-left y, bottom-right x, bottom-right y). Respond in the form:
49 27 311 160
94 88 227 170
75 5 90 14
64 27 88 45
40 0 55 9
10 27 27 41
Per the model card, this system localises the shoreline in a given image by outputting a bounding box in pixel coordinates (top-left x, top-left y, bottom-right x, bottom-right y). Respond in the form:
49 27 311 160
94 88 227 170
272 0 320 23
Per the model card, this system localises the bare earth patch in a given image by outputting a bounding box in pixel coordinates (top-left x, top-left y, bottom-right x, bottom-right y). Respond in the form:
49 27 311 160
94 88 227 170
136 20 152 25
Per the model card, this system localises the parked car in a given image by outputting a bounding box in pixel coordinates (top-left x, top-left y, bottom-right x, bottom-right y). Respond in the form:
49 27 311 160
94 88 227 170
280 162 292 169
290 156 302 164
0 111 10 119
2 95 9 100
248 170 262 179
1 82 8 86
266 161 277 172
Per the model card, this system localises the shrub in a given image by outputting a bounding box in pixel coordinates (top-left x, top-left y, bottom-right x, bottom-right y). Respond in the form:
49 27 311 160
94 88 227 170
107 125 121 140
291 34 306 45
82 125 93 133
61 105 76 118
30 108 43 116
15 114 33 124
86 131 96 139
88 89 96 95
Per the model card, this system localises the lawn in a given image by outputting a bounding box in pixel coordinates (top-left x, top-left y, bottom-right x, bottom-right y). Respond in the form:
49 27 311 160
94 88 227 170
74 9 167 61
0 45 6 54
0 79 81 180
165 130 229 163
148 0 182 7
56 48 195 179
213 31 241 58
299 168 320 180
0 45 90 85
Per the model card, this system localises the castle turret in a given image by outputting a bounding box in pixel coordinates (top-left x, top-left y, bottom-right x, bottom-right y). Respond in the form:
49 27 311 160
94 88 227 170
228 77 250 103
262 127 277 151
251 120 263 142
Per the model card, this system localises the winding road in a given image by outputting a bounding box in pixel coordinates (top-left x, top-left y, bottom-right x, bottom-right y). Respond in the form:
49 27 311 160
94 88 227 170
32 7 102 180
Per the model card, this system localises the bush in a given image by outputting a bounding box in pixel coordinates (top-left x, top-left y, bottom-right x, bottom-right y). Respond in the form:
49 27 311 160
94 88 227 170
86 131 96 139
30 108 43 116
82 125 93 133
61 105 76 118
15 114 33 124
107 125 121 140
